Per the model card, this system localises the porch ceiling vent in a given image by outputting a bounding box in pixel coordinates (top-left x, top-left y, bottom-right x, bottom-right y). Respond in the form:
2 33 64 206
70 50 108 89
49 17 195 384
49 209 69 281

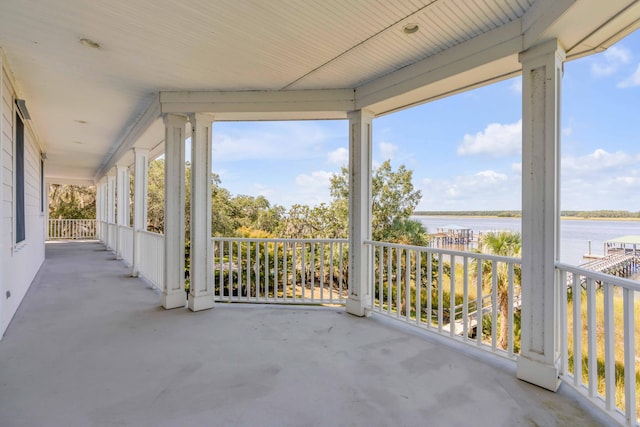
15 99 31 120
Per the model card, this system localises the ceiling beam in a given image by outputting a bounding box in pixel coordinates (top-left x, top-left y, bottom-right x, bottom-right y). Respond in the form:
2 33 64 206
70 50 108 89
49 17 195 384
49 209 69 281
94 95 161 181
159 89 355 118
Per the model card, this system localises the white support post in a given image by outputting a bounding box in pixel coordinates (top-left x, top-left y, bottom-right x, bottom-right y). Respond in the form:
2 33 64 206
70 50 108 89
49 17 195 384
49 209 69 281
107 171 116 251
132 148 149 277
517 39 565 392
115 164 129 259
162 114 188 309
188 113 214 311
100 180 108 242
95 181 101 241
346 109 373 317
44 179 50 241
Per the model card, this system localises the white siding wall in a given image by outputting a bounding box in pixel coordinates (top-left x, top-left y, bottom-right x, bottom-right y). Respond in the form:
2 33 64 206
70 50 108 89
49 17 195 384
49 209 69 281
0 58 45 338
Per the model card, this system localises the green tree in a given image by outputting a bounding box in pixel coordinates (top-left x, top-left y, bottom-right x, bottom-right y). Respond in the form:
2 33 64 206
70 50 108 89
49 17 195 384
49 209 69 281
478 231 522 350
328 159 425 244
49 184 96 219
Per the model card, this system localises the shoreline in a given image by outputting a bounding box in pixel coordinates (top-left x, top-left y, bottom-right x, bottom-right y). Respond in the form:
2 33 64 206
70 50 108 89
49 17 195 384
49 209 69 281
413 214 640 222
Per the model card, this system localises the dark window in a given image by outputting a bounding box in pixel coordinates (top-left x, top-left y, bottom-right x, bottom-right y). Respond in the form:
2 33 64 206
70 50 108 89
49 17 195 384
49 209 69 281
40 157 44 213
16 112 25 243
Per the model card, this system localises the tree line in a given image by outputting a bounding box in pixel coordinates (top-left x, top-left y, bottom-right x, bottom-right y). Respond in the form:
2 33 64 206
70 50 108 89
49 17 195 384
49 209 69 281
415 210 640 218
49 159 428 244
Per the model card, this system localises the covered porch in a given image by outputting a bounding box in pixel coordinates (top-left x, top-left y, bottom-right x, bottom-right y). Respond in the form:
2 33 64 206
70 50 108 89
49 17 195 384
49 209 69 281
1 1 640 426
0 240 607 427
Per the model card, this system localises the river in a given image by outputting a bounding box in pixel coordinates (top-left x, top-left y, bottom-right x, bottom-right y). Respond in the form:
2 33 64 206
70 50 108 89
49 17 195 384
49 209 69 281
413 215 640 279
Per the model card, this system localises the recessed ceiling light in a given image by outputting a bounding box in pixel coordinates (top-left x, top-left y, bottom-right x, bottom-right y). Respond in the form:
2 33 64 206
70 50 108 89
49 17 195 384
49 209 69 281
402 23 419 34
80 38 100 49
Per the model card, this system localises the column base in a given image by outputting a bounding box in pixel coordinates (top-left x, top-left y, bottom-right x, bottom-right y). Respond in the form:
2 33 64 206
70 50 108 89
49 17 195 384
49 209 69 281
517 354 560 391
162 291 186 309
346 298 369 317
188 294 214 312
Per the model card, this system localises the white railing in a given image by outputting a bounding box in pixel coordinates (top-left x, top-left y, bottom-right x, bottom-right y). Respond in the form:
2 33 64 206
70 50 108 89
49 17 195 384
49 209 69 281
106 223 117 252
138 230 164 290
366 240 521 359
97 220 105 242
118 226 134 266
212 237 348 305
48 219 96 240
557 263 639 426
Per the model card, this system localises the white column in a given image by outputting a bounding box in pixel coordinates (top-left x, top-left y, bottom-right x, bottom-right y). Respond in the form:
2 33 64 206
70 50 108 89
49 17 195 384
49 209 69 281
516 39 565 392
95 180 101 240
115 164 129 259
162 114 187 309
188 113 214 311
101 180 108 242
107 170 116 251
132 148 149 277
346 110 373 317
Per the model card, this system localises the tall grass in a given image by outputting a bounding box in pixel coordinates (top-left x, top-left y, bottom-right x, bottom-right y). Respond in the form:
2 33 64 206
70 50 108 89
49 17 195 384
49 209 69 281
566 287 640 419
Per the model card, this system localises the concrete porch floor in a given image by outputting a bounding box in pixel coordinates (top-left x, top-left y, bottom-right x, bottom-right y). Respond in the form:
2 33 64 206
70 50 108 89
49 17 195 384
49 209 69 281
0 241 608 427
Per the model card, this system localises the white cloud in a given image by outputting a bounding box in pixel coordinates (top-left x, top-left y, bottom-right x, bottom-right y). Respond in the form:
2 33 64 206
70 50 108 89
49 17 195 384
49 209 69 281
511 163 522 174
293 170 334 205
457 119 522 156
327 147 348 165
418 169 519 210
562 149 638 175
251 183 275 199
562 127 573 137
618 63 640 88
213 122 331 162
560 149 640 210
509 77 522 94
591 45 632 76
379 142 399 160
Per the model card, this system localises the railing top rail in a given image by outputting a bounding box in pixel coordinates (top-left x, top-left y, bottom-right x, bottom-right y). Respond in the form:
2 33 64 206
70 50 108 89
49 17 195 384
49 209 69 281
49 218 96 221
117 225 134 231
211 237 348 244
138 230 164 238
364 240 520 264
556 261 640 291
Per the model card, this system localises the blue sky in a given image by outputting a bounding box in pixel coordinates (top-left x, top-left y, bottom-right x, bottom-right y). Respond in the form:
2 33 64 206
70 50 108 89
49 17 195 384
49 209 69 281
209 30 640 211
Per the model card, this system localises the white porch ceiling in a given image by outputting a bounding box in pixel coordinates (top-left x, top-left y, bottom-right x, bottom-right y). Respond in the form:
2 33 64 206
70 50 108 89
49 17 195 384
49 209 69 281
0 0 638 184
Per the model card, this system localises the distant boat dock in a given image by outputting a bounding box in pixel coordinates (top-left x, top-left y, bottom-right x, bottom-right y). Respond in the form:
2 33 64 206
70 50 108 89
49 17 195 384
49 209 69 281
579 235 640 277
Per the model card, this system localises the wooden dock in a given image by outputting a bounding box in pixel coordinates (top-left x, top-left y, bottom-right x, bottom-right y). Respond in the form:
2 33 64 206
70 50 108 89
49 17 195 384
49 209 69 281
579 252 639 277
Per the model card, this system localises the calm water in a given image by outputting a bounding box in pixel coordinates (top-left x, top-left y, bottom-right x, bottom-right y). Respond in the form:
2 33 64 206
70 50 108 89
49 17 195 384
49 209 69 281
414 215 640 270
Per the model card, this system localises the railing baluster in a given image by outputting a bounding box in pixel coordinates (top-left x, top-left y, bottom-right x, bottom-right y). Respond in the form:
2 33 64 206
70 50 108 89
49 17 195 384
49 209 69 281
416 251 422 327
339 242 344 301
462 257 468 341
292 242 297 302
405 249 410 322
623 287 636 425
427 252 432 329
264 242 271 299
507 262 514 357
329 242 334 303
274 242 279 301
320 243 325 302
603 282 615 411
438 253 443 332
559 270 568 377
387 247 392 316
586 278 597 398
572 272 582 387
491 260 498 351
310 242 315 302
450 254 456 337
476 257 483 347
